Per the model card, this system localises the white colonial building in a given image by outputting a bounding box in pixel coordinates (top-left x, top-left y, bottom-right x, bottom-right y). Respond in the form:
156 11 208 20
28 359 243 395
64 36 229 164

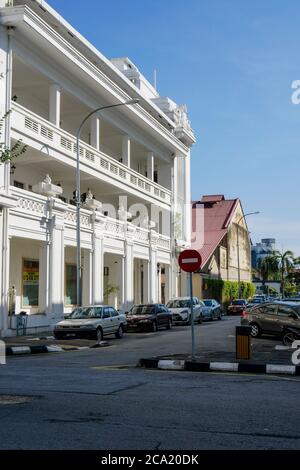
0 0 195 337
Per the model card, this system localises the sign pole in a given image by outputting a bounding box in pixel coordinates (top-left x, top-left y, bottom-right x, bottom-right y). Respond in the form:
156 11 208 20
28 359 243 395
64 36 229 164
190 272 195 361
178 249 202 364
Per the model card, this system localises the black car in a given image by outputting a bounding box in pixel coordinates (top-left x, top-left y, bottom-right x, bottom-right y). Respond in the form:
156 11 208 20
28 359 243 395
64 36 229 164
126 304 172 332
241 301 300 338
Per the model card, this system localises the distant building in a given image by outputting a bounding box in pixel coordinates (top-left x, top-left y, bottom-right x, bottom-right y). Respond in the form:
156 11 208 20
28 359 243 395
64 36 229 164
190 195 252 299
251 238 276 269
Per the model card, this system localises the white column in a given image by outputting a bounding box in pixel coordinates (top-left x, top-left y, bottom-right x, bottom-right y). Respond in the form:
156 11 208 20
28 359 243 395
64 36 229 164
90 115 100 151
149 248 158 303
143 260 150 303
122 135 131 167
82 249 92 306
124 241 134 311
92 233 104 304
49 84 61 127
147 152 154 181
0 212 10 336
165 264 172 303
184 152 191 246
48 200 65 318
39 243 49 314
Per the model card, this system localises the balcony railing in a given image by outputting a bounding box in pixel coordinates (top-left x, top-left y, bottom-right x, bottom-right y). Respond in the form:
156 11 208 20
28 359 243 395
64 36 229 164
9 187 171 251
11 103 171 205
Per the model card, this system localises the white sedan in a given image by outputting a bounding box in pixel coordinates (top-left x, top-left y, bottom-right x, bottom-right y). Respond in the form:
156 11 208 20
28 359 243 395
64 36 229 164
166 297 204 325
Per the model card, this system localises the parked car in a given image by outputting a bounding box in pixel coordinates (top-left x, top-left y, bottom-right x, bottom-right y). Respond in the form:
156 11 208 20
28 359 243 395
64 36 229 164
54 305 127 341
166 297 204 324
126 304 172 331
227 299 248 315
201 299 222 321
282 297 300 302
241 301 300 338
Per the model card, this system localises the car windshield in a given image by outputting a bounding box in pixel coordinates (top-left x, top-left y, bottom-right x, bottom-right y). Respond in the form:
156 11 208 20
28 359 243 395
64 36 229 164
167 300 190 308
250 299 262 304
204 300 213 307
69 307 100 319
232 300 245 306
130 306 156 315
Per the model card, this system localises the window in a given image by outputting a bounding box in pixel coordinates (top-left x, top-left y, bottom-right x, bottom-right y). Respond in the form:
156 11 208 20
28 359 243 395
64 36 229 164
94 307 102 318
102 308 111 319
110 308 119 317
22 259 39 307
14 181 24 189
65 265 77 306
262 304 277 315
278 305 297 317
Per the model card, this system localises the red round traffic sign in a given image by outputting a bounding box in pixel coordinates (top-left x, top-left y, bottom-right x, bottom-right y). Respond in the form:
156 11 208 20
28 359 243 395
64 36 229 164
178 249 202 273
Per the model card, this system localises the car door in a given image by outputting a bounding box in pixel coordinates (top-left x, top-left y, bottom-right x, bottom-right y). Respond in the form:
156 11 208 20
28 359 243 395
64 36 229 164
277 305 300 332
259 304 278 333
109 307 120 332
157 305 167 326
101 307 113 334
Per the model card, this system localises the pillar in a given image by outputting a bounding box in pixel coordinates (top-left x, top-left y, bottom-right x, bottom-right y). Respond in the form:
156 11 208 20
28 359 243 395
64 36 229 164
146 152 154 181
39 242 49 314
48 199 65 318
184 152 191 246
82 249 92 306
165 264 172 303
49 84 61 127
90 115 100 151
124 241 134 311
143 259 150 303
122 135 131 167
92 233 104 305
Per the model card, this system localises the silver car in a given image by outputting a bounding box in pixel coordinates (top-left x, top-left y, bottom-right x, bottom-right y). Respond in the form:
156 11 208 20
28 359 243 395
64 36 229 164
166 297 204 324
54 305 127 342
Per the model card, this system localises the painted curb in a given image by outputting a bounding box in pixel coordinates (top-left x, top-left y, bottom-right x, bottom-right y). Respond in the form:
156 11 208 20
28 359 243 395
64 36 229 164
139 358 300 376
5 343 97 356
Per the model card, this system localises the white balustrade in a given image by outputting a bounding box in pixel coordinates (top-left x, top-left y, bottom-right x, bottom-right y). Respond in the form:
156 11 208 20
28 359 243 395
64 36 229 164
11 103 171 205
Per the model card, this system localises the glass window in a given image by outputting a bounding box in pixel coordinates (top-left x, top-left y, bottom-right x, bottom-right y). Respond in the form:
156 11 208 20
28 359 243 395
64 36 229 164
65 265 77 306
22 259 39 307
262 304 277 315
278 305 297 317
110 308 119 317
102 308 111 319
94 307 102 318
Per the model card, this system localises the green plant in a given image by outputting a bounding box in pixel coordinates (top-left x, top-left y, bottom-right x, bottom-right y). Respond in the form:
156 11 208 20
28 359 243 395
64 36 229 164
103 284 120 299
204 278 255 309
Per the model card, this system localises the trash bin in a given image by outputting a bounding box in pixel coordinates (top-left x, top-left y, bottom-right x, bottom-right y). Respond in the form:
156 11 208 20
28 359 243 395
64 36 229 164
16 312 28 337
236 326 251 360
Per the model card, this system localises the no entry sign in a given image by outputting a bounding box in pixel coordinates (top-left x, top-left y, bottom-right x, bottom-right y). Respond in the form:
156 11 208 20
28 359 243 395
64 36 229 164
178 249 202 273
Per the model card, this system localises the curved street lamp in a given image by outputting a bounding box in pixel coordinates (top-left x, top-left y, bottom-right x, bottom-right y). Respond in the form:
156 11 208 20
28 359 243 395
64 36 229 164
236 211 260 298
76 99 139 307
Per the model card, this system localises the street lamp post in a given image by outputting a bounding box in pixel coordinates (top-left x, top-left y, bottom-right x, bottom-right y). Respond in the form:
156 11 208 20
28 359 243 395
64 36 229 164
236 211 260 299
76 99 139 307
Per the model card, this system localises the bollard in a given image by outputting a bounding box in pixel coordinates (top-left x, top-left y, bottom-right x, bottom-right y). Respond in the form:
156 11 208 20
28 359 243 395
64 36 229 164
236 326 251 360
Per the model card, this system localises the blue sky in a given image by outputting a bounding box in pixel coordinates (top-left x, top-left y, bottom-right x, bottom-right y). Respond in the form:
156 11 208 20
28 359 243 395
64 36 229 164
48 0 300 255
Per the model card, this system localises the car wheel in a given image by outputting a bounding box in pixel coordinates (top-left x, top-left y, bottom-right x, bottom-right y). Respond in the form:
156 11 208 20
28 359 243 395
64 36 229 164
95 327 103 343
115 325 124 339
218 312 222 321
166 319 172 330
250 323 261 338
152 321 158 332
186 315 191 326
198 314 203 324
283 332 297 346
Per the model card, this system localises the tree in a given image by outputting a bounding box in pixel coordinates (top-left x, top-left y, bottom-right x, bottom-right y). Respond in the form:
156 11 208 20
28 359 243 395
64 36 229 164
271 250 295 296
257 255 279 290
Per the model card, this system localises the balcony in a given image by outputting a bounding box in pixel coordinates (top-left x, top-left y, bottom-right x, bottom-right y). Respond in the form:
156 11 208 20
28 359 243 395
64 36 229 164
9 187 171 252
10 103 171 205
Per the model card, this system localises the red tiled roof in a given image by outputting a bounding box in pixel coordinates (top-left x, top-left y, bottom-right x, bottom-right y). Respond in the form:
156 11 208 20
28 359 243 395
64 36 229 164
191 196 239 268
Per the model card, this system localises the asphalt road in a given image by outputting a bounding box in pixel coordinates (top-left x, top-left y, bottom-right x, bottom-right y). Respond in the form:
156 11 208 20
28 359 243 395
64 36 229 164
0 317 299 450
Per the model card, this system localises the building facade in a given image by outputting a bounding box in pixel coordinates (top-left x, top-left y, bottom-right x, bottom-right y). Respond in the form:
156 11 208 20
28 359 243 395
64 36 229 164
251 238 276 269
191 195 252 299
0 0 195 337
